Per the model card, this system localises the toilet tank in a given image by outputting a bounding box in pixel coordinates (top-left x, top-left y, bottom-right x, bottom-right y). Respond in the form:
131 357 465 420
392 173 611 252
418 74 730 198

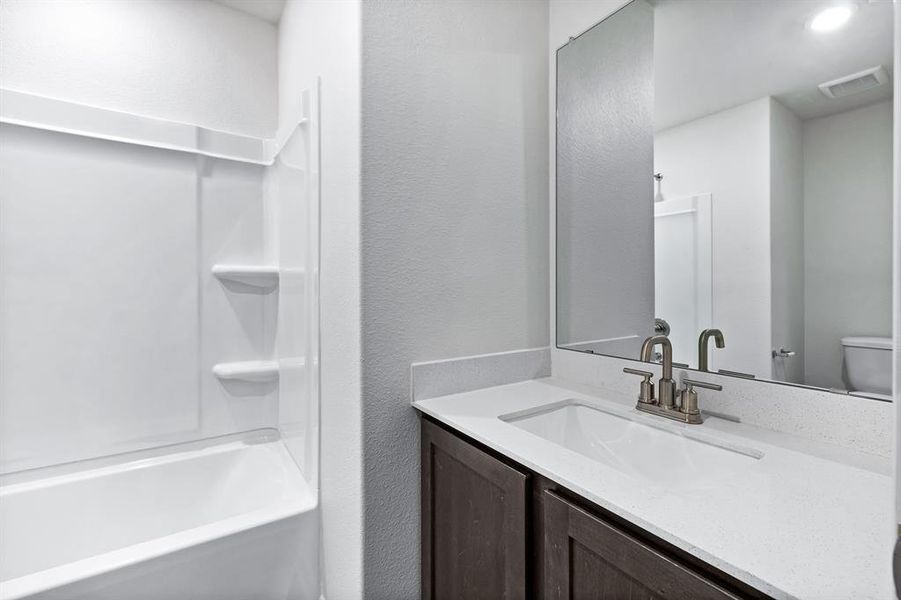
841 336 893 395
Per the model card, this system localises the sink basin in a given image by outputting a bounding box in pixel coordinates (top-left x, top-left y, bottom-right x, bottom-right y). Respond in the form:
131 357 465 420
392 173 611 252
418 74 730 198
501 400 763 492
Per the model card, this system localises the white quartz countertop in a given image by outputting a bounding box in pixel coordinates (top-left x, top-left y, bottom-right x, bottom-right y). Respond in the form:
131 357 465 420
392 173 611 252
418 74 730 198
413 377 895 600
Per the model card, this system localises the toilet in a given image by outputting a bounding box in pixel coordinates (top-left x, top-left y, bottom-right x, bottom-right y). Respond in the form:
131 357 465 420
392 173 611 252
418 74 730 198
841 336 893 400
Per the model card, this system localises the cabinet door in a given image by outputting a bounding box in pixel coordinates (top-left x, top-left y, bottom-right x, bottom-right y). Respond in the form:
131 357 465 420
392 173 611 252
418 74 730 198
543 490 740 600
421 419 529 600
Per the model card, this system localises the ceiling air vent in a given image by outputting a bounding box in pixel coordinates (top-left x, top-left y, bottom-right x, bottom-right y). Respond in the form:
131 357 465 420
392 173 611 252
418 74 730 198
818 66 889 99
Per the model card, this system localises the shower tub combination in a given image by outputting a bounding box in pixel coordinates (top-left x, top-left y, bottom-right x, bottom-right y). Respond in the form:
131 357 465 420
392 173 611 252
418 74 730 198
0 88 322 600
0 433 318 600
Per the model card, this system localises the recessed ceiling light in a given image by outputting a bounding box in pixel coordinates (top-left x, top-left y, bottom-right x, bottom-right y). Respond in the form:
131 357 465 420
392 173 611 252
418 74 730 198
809 5 855 32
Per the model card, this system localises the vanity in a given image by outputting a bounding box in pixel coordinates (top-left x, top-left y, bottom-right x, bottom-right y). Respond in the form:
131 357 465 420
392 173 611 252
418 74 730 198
420 415 753 600
414 379 892 599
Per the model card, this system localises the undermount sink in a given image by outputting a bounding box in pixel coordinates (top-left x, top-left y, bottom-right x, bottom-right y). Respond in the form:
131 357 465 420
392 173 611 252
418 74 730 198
501 400 763 492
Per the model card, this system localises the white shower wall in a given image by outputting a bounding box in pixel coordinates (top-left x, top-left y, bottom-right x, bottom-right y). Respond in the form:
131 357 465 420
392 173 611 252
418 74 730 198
0 123 282 473
0 1 321 480
1 125 201 471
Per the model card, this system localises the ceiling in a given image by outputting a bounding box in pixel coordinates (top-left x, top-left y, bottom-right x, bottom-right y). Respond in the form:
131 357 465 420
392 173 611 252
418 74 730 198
213 0 285 24
654 0 894 130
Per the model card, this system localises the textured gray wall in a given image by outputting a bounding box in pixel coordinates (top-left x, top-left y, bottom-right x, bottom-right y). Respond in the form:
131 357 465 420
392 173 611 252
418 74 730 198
555 0 655 351
360 0 549 596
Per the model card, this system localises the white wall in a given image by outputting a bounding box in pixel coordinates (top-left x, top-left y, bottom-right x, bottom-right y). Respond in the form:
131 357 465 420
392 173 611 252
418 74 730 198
549 0 628 49
770 99 805 384
654 98 773 377
277 1 364 599
804 101 894 390
360 0 549 596
0 0 277 138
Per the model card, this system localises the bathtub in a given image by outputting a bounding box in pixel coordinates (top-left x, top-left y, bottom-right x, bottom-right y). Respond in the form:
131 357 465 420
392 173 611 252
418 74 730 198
0 431 319 600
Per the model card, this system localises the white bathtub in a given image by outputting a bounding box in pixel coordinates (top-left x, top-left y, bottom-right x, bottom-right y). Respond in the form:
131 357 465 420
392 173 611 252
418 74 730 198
0 431 319 600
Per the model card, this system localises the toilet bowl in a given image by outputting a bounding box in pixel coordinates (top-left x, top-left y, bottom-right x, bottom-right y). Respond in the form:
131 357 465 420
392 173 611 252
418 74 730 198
841 336 893 397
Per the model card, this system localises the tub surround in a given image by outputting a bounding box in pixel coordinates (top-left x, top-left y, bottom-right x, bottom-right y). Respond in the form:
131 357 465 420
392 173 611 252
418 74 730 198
413 377 893 599
0 88 321 600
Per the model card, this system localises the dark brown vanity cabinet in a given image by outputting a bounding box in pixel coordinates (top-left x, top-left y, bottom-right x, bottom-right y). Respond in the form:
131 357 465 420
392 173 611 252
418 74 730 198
421 417 769 600
421 416 529 600
542 489 740 600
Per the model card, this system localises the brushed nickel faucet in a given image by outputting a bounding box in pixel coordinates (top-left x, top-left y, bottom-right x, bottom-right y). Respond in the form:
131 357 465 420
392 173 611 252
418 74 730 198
639 335 676 408
698 328 725 372
624 335 723 424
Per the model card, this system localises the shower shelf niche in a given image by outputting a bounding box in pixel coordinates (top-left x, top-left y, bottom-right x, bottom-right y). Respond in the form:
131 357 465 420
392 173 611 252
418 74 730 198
212 361 280 383
212 264 279 288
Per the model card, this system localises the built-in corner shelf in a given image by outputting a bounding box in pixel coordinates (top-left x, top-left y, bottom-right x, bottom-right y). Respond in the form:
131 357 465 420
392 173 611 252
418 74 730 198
212 361 279 383
212 264 279 288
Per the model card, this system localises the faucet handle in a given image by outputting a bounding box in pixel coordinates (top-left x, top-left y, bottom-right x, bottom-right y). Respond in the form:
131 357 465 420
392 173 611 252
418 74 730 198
679 378 722 422
624 367 653 378
623 368 655 405
682 378 723 392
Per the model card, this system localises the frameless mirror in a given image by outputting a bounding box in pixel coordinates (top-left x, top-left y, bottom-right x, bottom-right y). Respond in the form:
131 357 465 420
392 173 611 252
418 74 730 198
556 0 894 398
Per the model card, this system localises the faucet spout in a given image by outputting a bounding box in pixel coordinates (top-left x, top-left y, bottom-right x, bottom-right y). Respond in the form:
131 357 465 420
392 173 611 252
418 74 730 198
640 334 672 381
639 335 675 408
698 328 725 372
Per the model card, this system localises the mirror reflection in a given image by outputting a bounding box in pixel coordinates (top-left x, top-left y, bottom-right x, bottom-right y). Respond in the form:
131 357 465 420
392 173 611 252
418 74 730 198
556 0 894 397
